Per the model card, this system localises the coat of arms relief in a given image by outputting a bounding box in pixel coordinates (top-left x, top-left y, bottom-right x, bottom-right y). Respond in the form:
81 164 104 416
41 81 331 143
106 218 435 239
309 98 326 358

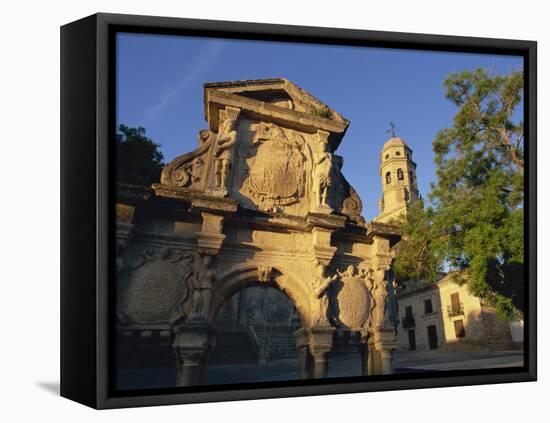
240 122 308 212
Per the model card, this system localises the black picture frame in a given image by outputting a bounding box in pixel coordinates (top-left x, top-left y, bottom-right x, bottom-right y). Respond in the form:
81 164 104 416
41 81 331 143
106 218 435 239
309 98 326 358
60 12 537 409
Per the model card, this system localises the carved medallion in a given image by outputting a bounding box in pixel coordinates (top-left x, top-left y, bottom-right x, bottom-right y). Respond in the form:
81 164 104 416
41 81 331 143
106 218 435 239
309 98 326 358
242 123 305 209
334 275 373 329
121 248 194 324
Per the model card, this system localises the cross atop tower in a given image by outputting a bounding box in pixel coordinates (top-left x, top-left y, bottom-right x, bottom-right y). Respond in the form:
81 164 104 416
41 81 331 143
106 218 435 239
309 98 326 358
385 121 398 138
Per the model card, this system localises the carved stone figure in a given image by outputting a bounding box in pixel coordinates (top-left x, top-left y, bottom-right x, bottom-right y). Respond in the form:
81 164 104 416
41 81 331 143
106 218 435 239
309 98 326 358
187 255 216 325
313 136 334 211
372 266 399 331
213 108 240 192
309 264 337 326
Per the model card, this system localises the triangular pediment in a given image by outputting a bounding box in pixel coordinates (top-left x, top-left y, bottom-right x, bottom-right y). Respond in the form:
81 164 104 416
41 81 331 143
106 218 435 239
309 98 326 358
203 78 349 147
204 78 346 122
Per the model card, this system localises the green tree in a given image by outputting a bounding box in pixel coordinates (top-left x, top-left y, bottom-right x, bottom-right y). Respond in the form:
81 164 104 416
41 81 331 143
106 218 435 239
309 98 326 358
392 199 441 285
116 125 165 186
394 69 524 320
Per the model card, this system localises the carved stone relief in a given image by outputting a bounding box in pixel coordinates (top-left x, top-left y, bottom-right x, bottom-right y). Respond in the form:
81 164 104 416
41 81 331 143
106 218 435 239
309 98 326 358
257 264 274 282
160 129 213 191
119 247 195 324
241 122 307 211
115 79 402 384
331 265 374 330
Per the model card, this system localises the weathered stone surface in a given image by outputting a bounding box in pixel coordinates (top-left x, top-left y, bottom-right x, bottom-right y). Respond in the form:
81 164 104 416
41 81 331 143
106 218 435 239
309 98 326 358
119 248 195 324
115 78 402 385
333 268 374 330
157 78 361 219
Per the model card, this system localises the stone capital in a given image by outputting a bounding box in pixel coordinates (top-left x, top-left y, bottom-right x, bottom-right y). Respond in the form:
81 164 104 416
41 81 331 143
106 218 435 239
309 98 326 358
294 325 335 354
173 324 216 352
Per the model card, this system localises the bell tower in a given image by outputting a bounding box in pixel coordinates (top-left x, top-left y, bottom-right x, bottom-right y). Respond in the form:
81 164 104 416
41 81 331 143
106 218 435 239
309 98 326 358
376 137 419 223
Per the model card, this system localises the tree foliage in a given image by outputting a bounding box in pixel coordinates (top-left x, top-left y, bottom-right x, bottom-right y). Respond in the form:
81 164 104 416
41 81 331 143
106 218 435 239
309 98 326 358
394 69 524 320
116 125 165 186
392 199 442 284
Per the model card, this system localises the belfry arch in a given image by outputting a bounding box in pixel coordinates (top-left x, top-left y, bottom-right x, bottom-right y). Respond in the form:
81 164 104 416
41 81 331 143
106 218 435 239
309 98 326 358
115 78 402 387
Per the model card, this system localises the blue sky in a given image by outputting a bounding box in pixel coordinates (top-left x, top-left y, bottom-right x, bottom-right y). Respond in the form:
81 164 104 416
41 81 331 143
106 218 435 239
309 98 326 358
116 33 523 221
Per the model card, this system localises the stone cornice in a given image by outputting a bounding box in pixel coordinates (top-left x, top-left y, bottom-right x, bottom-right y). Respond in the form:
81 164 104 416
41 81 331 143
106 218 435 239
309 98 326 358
116 183 155 205
205 90 348 145
203 77 348 123
379 156 418 172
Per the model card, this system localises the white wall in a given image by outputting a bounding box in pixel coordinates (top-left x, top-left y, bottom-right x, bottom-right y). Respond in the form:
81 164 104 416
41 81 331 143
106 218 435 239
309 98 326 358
509 320 525 343
2 1 547 422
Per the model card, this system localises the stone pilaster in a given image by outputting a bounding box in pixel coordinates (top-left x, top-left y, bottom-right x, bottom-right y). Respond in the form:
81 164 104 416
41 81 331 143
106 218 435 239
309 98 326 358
191 193 237 256
307 212 346 267
197 212 226 255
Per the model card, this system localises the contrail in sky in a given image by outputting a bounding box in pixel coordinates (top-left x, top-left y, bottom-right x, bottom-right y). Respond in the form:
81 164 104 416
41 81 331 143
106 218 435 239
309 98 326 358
145 41 223 121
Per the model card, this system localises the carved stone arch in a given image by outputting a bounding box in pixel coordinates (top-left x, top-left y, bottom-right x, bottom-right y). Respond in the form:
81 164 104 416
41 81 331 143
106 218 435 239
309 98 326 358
208 263 311 327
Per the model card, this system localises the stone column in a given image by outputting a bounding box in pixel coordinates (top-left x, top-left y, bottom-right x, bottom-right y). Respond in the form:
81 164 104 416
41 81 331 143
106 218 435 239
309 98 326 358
368 341 376 375
360 336 370 376
294 326 334 379
369 233 398 375
379 348 395 375
295 329 312 379
175 350 205 386
173 324 215 387
374 328 398 376
310 350 330 378
296 345 312 379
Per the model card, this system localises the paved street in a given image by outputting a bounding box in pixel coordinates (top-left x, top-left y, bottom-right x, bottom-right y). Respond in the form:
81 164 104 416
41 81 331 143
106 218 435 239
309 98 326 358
117 349 523 389
394 349 524 371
